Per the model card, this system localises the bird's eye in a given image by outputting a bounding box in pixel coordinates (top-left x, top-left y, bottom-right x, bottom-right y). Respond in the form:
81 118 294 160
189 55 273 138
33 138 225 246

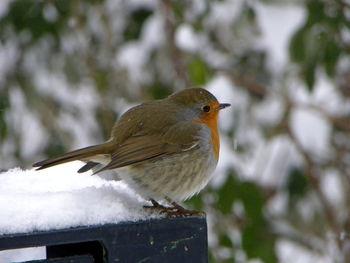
202 105 211 113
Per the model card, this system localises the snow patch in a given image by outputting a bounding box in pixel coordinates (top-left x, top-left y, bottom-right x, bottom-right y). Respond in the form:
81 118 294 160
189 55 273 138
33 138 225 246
175 24 199 52
0 162 160 235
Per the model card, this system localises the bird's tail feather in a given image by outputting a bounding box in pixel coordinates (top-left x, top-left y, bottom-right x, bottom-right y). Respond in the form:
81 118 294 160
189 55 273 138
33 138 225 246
33 143 111 171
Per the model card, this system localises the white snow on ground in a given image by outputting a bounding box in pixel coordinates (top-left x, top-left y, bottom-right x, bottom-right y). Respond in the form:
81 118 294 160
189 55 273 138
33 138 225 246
0 161 160 235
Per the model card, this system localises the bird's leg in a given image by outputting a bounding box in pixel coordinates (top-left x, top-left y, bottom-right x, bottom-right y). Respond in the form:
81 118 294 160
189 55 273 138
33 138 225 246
164 197 206 217
144 198 206 217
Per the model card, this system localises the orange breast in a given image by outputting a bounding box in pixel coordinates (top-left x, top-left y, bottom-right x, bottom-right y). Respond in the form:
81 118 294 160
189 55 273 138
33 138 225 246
195 103 220 160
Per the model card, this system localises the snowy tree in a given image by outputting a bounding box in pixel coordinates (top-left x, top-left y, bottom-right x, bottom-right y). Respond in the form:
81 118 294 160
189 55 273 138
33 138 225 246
0 0 350 262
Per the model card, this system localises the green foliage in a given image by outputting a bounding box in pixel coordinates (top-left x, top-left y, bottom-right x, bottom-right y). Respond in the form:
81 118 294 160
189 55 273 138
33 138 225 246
172 1 185 20
0 0 73 41
216 173 277 262
123 8 153 41
240 182 277 263
323 34 341 77
0 92 9 139
239 182 265 222
94 70 110 92
242 224 277 263
186 192 204 211
289 27 307 64
189 57 213 86
148 84 173 100
217 174 238 214
95 106 116 139
45 136 67 158
289 0 347 91
219 233 233 248
218 234 235 263
286 167 309 208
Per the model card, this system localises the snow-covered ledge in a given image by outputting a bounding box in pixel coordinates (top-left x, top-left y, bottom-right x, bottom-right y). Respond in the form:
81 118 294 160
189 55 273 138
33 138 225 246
0 162 208 263
0 161 159 234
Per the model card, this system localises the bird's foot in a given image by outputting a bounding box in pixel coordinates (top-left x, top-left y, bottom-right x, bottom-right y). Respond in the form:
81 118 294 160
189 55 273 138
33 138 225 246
165 201 206 217
144 199 205 218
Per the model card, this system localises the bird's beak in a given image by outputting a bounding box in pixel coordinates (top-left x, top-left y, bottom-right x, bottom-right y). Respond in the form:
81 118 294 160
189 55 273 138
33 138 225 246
218 103 231 110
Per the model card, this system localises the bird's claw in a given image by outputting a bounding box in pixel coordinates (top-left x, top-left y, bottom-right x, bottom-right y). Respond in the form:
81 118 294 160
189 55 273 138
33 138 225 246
144 199 206 218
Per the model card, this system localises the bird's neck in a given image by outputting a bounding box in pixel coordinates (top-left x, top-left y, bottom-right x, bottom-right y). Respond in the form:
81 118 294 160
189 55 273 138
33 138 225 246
196 113 220 160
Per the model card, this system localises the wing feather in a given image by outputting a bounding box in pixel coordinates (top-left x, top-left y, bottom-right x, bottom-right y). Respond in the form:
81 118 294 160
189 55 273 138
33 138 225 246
96 121 202 172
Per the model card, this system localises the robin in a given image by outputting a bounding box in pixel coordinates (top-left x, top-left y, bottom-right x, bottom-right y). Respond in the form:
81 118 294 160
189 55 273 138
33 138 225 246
33 88 230 216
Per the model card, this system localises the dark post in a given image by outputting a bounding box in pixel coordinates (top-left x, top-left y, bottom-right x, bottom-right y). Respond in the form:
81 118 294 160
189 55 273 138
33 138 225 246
0 216 208 263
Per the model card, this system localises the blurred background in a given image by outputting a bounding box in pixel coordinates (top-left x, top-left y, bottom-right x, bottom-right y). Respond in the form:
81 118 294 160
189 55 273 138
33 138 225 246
0 0 350 262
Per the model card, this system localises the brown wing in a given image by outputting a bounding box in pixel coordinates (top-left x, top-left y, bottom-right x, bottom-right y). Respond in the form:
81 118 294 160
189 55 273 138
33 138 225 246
95 121 202 173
